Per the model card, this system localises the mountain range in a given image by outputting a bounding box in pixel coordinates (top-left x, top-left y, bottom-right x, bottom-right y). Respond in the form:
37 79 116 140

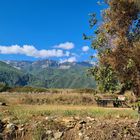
0 60 96 88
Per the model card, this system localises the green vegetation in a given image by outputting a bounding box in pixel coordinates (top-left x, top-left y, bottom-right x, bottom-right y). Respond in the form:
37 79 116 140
34 67 96 88
86 0 140 97
0 61 47 87
0 60 96 89
1 105 137 124
0 91 136 125
0 82 10 92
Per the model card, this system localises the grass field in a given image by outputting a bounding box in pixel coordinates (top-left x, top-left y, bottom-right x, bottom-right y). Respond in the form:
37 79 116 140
0 104 138 124
0 92 139 140
0 92 138 124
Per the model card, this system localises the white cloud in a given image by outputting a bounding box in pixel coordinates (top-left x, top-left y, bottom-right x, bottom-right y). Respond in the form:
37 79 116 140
82 46 89 52
0 45 70 58
54 42 74 50
89 61 97 65
60 56 77 63
92 52 98 58
67 57 77 62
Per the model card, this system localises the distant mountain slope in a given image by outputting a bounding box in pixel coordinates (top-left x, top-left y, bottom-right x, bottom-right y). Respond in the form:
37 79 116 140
1 60 96 88
35 67 96 88
0 61 47 87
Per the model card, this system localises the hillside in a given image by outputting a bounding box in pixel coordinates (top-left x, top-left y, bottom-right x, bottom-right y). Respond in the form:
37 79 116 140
1 60 96 88
0 61 47 87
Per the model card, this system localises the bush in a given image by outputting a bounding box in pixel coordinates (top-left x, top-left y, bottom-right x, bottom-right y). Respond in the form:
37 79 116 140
73 88 96 94
0 82 10 92
124 91 136 103
9 86 49 93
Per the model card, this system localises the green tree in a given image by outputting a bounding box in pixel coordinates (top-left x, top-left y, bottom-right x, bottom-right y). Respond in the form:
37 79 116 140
89 63 120 93
0 82 9 92
86 0 140 96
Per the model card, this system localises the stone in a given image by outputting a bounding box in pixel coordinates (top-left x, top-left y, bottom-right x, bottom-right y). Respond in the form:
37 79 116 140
46 130 53 135
51 138 55 140
79 120 86 124
45 116 55 121
0 102 6 106
86 117 95 121
2 117 10 124
66 122 76 129
84 136 90 140
116 115 120 119
6 123 18 131
78 132 83 137
54 132 63 139
0 120 4 133
75 123 83 130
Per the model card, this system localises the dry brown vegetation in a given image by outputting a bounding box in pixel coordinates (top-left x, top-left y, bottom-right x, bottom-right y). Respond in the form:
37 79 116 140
0 90 139 140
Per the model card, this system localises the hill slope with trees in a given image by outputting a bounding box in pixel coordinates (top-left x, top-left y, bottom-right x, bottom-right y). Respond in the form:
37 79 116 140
0 60 96 88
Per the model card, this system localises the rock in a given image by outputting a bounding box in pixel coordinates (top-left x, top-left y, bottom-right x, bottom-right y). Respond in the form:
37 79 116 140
78 132 83 137
54 132 63 139
75 123 83 130
84 136 90 140
86 117 95 122
73 116 80 121
66 121 76 129
0 102 6 106
2 117 10 124
45 116 49 120
46 130 53 135
79 120 86 124
21 124 25 128
6 123 18 131
62 117 75 123
51 138 55 140
19 127 24 131
45 116 55 121
0 120 4 133
19 127 26 138
41 130 53 140
116 115 120 119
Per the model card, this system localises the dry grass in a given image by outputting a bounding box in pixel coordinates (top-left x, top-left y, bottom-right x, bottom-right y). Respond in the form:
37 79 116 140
0 92 138 124
0 104 138 124
0 92 96 105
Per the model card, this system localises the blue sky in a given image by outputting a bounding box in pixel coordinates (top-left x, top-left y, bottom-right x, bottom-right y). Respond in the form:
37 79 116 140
0 0 106 62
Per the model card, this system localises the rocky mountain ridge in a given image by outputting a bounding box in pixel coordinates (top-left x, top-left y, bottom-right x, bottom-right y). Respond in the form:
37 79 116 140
0 60 96 88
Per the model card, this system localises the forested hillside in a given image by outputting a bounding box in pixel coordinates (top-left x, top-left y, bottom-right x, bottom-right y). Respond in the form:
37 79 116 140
0 61 47 87
0 60 96 88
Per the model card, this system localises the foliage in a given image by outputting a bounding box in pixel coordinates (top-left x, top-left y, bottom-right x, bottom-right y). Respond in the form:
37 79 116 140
89 63 120 92
0 61 96 89
87 0 140 95
35 67 96 88
0 61 47 87
9 86 49 93
0 82 10 92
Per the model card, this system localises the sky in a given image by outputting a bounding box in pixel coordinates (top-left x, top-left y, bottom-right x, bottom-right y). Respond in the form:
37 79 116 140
0 0 106 62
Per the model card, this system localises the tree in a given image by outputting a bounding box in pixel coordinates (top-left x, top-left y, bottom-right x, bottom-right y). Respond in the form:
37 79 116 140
0 82 9 92
89 63 120 93
87 0 140 97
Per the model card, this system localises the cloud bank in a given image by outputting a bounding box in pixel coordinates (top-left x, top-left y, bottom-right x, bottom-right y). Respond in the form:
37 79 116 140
0 45 70 58
82 46 89 52
54 42 74 50
60 56 77 63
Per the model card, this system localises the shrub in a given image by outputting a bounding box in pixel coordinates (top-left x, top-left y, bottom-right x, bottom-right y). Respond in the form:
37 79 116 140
0 82 10 92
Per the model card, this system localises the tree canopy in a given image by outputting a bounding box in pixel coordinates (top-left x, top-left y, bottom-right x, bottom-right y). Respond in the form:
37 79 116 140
88 0 140 96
